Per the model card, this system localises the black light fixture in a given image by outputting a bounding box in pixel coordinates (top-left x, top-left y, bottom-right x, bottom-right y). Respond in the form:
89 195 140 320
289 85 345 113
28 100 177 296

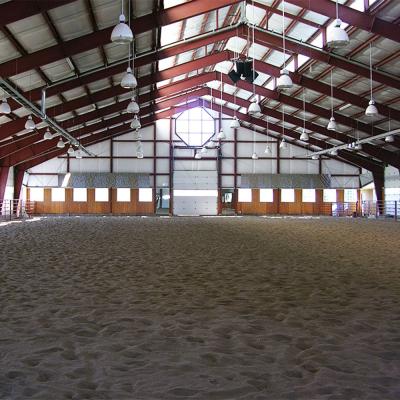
228 59 259 84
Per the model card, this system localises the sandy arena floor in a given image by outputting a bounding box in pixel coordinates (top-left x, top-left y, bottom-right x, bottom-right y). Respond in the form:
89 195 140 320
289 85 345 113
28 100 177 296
1 216 400 400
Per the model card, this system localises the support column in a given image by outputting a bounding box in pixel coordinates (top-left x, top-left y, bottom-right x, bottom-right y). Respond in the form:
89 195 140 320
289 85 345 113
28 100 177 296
13 167 25 214
372 167 385 216
0 166 9 205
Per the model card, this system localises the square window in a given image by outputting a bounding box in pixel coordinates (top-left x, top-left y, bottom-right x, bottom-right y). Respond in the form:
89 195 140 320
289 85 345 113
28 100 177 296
281 189 295 203
238 189 252 202
51 188 65 202
95 188 109 202
323 189 336 203
139 188 153 202
344 189 358 202
73 188 87 202
117 188 131 202
302 189 316 203
30 187 44 202
260 189 273 202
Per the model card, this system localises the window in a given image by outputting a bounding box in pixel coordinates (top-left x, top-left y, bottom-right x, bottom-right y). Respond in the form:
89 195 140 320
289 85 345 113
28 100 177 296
281 189 295 203
95 188 109 202
302 189 316 203
323 189 336 203
117 188 131 202
344 189 358 203
139 188 153 202
73 188 87 202
260 189 274 203
175 107 215 146
30 187 44 202
51 188 65 202
238 189 252 202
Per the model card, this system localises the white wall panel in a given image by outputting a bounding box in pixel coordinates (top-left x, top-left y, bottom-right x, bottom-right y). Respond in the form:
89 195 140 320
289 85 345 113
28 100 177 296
114 141 136 157
173 171 218 189
330 176 359 188
221 142 234 157
174 160 217 171
280 160 319 174
156 175 169 187
385 166 400 188
157 142 170 157
29 157 66 173
156 159 170 174
113 159 153 173
322 159 359 175
173 195 218 216
221 175 235 188
27 174 59 187
155 119 170 140
86 141 109 156
221 159 234 174
70 158 109 172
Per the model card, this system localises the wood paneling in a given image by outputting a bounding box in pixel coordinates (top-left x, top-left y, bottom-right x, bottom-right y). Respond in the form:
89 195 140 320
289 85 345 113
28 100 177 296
28 188 155 215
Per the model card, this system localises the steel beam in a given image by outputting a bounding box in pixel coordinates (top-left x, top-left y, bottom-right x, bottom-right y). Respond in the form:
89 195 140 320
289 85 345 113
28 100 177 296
284 0 400 44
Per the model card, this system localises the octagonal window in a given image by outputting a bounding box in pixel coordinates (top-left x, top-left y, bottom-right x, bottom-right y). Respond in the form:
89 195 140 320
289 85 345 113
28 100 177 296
175 107 215 146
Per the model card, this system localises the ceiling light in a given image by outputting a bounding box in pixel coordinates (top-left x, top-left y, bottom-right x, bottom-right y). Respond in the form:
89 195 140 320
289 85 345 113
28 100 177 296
264 144 271 154
67 145 75 155
0 98 11 114
385 135 394 143
127 97 139 113
25 115 36 130
208 140 215 148
194 152 202 159
330 148 338 156
137 151 144 159
217 129 226 140
111 0 133 45
43 128 53 140
121 67 137 89
130 115 141 130
248 99 261 116
300 128 309 141
279 137 287 149
57 138 65 148
365 100 378 117
276 69 293 90
311 154 319 160
355 143 363 150
75 149 83 159
251 152 258 160
230 116 240 129
327 19 349 49
327 116 337 131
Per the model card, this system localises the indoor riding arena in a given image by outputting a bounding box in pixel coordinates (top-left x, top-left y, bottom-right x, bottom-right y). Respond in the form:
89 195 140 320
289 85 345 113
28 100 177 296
1 1 400 399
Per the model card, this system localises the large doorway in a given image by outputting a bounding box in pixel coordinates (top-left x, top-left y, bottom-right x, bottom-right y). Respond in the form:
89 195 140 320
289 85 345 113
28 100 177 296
173 170 218 216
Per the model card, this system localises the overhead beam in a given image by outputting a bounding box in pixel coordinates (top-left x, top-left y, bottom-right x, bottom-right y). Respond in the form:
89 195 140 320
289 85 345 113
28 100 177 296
284 0 400 45
0 0 240 78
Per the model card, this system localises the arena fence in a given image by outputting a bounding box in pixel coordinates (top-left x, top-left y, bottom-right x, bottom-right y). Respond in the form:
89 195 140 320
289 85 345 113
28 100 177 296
0 200 36 221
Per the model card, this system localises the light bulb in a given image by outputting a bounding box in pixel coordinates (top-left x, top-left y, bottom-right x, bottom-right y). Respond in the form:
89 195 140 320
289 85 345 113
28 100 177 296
121 67 137 89
365 99 378 117
385 135 394 143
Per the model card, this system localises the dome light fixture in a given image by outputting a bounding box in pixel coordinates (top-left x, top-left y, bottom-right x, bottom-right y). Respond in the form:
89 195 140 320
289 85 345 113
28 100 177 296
327 18 349 49
0 98 11 114
276 69 293 91
300 128 309 141
75 149 83 159
230 116 240 129
330 148 338 156
264 144 271 154
251 152 258 160
43 127 53 140
355 142 363 150
110 0 133 44
127 96 139 114
276 1 293 90
57 137 65 148
279 137 288 149
385 134 394 143
130 115 141 130
327 116 337 131
25 115 36 131
121 67 137 89
248 98 261 116
217 129 226 140
67 145 75 155
365 43 378 118
311 154 319 160
194 152 202 160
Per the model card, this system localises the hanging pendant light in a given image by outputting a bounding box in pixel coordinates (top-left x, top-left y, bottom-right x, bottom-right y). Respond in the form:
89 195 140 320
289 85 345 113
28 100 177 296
0 98 11 114
127 96 139 113
194 151 202 160
136 141 144 158
251 152 258 160
327 19 349 49
280 105 287 149
208 139 215 148
300 89 309 141
264 144 271 154
111 0 133 44
67 145 75 155
43 127 53 140
385 135 394 143
217 73 226 140
327 70 337 131
330 148 338 156
277 69 293 90
25 115 36 130
121 67 137 89
365 43 378 117
311 154 319 160
355 143 363 150
137 151 144 159
248 98 261 116
230 116 240 129
276 1 293 90
280 138 287 149
130 115 141 129
57 137 65 148
75 148 83 159
300 128 309 141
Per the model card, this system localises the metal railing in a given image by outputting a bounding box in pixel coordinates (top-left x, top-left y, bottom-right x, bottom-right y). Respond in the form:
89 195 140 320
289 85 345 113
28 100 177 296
0 200 36 221
361 200 398 221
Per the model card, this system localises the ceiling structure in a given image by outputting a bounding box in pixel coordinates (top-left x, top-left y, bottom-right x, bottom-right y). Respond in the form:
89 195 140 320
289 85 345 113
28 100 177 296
0 0 400 176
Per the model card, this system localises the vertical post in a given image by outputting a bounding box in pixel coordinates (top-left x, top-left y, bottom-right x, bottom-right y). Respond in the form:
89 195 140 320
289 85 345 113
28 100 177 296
153 124 157 214
395 201 397 221
233 127 238 213
169 118 174 216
